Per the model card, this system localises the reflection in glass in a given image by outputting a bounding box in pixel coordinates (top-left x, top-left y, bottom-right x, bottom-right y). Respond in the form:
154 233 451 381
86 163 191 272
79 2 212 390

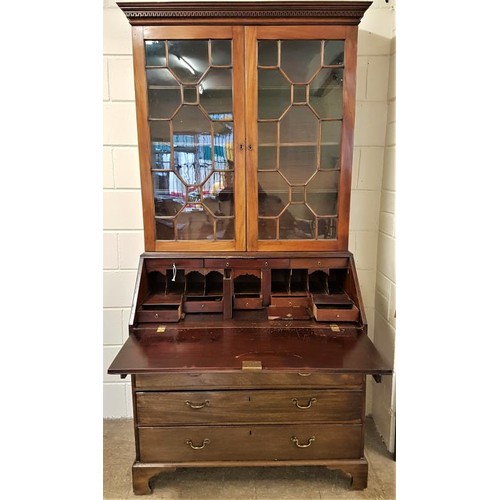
258 41 278 66
147 38 235 242
211 40 232 66
281 41 321 82
310 68 343 119
258 172 289 216
213 122 234 170
150 121 171 169
199 68 233 115
279 205 315 239
176 205 214 240
202 171 234 216
156 218 175 240
258 69 290 119
145 40 166 67
153 171 186 216
216 219 234 240
168 40 209 83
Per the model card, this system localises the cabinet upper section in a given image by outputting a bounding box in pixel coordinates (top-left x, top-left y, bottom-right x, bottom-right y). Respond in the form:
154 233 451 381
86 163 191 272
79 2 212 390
118 2 371 252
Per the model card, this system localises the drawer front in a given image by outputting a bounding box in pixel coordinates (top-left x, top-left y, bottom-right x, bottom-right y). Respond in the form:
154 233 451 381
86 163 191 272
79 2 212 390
139 424 362 462
136 308 181 323
289 258 349 269
204 259 289 269
312 304 360 322
145 259 204 272
136 390 363 425
183 300 224 313
135 372 364 390
233 297 263 309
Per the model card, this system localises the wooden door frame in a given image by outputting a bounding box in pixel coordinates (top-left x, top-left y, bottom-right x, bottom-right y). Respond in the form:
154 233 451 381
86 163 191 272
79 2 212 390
132 25 247 251
244 25 358 252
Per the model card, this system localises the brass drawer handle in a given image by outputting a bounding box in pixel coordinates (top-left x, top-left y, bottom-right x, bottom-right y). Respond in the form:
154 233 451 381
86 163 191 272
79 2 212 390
291 436 315 448
292 397 317 409
186 438 210 450
185 400 210 409
298 372 311 377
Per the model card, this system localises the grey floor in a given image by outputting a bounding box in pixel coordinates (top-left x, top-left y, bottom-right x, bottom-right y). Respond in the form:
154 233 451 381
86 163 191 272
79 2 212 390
104 417 395 499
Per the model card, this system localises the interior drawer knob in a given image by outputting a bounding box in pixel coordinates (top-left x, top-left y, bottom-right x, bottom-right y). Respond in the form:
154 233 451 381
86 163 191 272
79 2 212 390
291 436 316 448
185 438 210 450
185 400 210 409
292 397 317 409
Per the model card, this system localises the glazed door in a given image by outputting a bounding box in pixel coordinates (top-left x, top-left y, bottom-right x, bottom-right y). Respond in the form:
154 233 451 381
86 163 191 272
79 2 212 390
245 26 358 251
133 26 246 251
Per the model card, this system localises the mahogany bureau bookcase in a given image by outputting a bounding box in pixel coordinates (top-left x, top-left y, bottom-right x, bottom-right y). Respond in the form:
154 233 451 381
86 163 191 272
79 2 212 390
108 1 391 495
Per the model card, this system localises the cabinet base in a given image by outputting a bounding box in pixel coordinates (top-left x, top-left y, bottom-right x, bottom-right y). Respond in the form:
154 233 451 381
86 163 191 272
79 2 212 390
132 458 368 495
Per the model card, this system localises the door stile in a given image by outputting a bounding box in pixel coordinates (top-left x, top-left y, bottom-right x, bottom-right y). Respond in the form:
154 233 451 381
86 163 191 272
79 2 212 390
232 26 247 251
244 26 259 251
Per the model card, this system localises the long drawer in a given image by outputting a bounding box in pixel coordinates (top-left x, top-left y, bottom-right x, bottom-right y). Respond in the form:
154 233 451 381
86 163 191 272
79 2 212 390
138 424 362 462
134 372 364 390
136 390 363 425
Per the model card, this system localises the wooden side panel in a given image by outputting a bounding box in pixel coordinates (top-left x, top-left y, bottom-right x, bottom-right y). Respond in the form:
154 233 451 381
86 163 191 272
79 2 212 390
132 27 156 251
336 26 358 249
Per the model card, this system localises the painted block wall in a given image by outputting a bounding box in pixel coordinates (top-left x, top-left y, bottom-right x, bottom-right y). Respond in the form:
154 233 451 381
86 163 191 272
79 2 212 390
103 0 396 419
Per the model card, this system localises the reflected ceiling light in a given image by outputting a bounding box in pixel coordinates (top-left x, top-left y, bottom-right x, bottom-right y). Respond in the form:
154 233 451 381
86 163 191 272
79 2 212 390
176 55 196 75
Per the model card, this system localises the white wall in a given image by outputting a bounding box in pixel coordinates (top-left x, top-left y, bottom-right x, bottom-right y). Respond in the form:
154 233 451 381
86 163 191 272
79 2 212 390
103 0 396 424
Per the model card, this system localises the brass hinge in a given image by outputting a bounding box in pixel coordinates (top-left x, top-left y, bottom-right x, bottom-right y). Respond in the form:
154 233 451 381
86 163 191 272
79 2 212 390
330 324 341 333
242 360 262 371
156 325 166 333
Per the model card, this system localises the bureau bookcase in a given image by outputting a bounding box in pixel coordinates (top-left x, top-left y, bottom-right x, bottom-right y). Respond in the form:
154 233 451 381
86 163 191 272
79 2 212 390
108 1 390 494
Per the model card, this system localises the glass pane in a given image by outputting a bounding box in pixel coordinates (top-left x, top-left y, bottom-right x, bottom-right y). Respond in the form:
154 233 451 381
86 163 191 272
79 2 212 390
258 69 290 119
324 41 344 65
145 41 166 67
258 172 289 216
258 122 278 170
176 205 214 240
213 122 234 170
152 171 186 216
211 40 232 66
281 41 321 83
156 218 175 240
316 218 337 239
258 41 278 66
258 218 277 240
320 121 342 170
199 68 233 116
279 205 315 239
202 171 234 216
150 121 171 169
310 68 343 119
168 40 209 84
256 38 343 242
279 106 318 183
172 106 213 183
306 170 339 216
147 69 181 119
216 219 234 240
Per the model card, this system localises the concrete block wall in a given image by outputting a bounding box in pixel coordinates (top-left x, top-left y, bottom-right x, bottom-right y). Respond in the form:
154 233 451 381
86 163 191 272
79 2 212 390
371 21 396 453
103 0 396 418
